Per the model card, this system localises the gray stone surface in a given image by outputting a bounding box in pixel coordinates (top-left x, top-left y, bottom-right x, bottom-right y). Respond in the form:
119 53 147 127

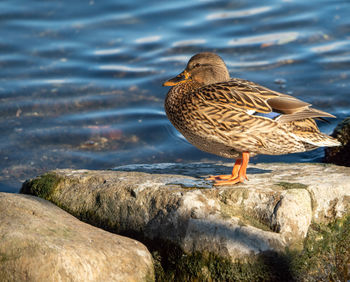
0 193 154 282
21 162 350 261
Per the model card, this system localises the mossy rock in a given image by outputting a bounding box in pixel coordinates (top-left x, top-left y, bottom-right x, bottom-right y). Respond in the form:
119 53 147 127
20 168 350 281
20 172 64 200
152 215 350 281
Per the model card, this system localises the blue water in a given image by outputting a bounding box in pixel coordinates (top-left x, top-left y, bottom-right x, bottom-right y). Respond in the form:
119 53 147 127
1 0 349 192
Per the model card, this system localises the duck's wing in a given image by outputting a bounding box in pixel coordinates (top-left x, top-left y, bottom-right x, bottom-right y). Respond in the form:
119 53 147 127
194 78 335 123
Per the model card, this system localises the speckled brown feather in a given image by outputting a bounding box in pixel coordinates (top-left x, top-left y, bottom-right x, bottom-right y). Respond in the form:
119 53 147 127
164 52 340 160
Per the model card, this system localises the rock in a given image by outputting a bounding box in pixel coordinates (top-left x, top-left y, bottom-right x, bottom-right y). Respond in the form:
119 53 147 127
325 117 350 166
0 193 154 282
20 163 350 280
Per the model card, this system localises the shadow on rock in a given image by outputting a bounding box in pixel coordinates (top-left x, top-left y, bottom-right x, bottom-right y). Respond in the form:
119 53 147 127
113 162 271 179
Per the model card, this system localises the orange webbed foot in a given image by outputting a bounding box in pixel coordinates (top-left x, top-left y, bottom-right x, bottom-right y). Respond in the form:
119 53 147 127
213 174 248 186
206 174 234 181
208 152 250 186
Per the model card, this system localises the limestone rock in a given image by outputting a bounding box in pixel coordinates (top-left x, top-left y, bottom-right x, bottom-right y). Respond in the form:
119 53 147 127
0 193 154 282
20 162 350 263
325 117 350 166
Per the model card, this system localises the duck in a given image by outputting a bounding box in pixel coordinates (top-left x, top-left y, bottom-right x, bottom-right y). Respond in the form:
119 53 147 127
163 52 341 186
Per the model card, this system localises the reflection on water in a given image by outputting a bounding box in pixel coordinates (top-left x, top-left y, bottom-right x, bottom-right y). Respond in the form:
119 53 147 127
1 0 350 192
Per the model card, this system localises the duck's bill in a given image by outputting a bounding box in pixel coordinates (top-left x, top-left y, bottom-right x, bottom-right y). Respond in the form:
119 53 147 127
163 70 190 86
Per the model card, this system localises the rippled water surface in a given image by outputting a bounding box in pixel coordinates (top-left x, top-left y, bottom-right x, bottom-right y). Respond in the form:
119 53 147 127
1 0 350 192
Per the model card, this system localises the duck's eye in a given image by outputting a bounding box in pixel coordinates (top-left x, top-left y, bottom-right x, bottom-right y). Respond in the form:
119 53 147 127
190 63 201 69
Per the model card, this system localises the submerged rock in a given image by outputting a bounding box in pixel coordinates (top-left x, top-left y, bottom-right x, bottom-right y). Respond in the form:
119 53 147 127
20 162 350 280
325 117 350 166
0 193 154 282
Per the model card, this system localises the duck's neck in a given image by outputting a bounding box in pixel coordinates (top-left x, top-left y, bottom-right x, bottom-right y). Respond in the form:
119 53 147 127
165 81 202 108
164 80 203 129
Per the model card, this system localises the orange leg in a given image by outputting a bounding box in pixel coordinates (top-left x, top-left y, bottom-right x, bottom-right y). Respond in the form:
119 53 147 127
207 152 250 186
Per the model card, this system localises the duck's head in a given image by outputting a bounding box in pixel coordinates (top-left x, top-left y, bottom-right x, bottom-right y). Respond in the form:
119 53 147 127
163 52 230 87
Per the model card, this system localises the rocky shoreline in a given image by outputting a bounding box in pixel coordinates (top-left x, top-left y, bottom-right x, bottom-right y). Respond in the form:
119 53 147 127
0 162 348 281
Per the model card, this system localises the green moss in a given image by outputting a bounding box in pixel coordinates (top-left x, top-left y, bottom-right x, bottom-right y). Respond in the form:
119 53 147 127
151 242 293 282
289 215 350 281
20 172 64 200
219 191 273 232
147 214 350 281
275 182 308 190
0 252 11 263
240 213 272 232
141 233 292 281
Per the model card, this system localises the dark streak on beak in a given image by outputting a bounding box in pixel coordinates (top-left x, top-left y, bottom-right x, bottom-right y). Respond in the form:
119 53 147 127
163 70 190 86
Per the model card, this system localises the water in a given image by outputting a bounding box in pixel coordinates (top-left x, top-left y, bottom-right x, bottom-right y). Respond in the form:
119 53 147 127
1 0 349 192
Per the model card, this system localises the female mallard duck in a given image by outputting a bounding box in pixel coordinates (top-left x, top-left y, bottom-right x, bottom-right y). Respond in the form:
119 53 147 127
163 52 340 186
